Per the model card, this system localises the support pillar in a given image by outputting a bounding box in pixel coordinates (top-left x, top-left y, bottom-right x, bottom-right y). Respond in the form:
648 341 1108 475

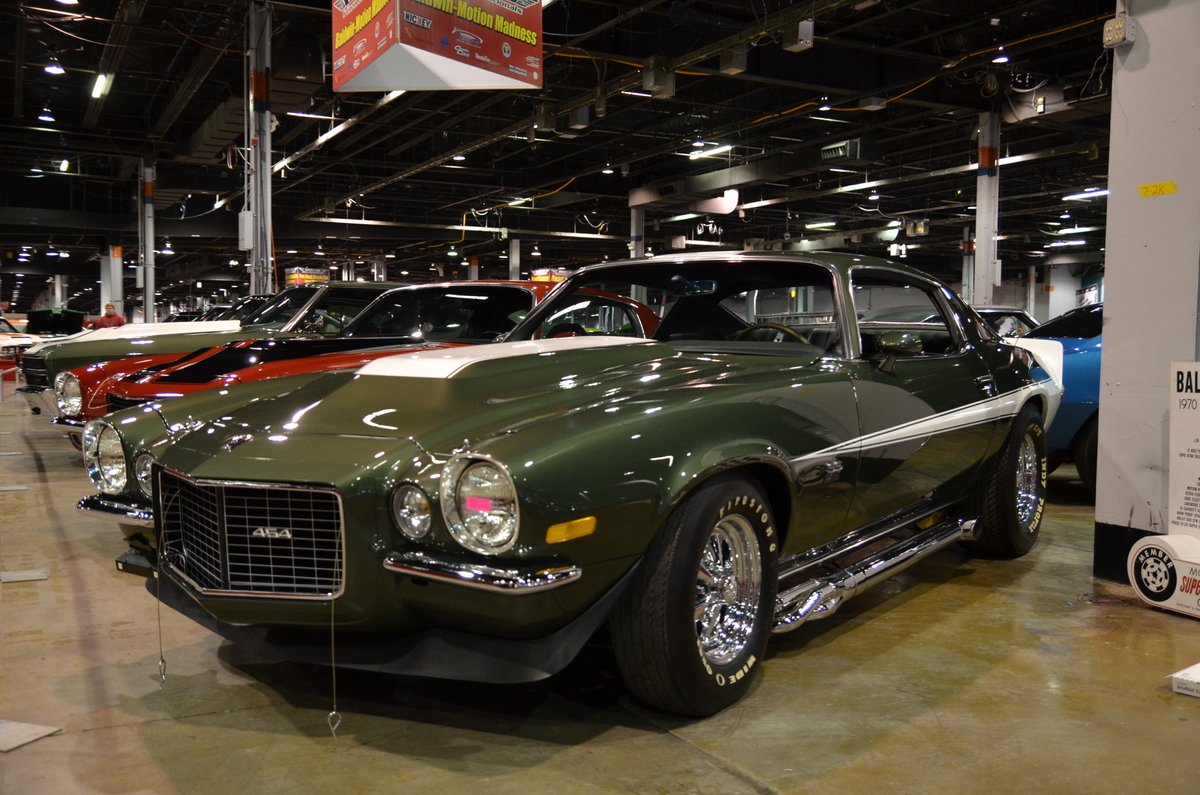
1026 265 1037 317
371 256 387 281
52 276 67 308
99 244 123 316
141 163 156 322
468 257 479 281
508 238 520 280
246 1 274 295
630 208 645 258
971 111 1001 305
1094 1 1200 580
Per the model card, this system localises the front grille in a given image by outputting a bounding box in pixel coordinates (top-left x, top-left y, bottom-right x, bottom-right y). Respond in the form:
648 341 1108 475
21 354 48 387
156 468 344 598
106 393 153 412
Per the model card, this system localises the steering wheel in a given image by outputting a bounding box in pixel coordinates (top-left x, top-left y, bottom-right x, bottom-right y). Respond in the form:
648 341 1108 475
546 322 588 338
734 323 810 343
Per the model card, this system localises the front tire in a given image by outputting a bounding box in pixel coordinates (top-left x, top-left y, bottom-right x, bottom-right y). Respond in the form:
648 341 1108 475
968 403 1047 557
611 475 779 716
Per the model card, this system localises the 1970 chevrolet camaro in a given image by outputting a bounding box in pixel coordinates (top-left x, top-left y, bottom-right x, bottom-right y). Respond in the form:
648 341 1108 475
79 251 1061 716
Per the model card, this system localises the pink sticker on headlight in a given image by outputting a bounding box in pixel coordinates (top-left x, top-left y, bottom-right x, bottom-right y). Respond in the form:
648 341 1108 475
465 496 492 512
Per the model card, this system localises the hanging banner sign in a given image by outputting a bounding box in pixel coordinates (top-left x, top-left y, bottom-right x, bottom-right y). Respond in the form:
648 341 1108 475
333 0 543 92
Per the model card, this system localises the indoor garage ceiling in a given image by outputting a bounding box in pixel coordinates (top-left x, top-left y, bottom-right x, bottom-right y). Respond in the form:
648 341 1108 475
1 0 1114 312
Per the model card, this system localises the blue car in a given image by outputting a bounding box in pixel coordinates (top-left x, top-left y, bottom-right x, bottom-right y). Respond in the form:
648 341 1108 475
1024 303 1102 494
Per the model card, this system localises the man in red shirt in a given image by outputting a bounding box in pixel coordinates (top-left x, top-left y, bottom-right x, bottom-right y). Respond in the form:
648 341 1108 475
91 303 126 329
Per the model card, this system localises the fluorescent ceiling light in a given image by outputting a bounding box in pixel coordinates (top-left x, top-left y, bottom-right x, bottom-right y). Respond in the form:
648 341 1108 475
689 144 732 159
805 221 836 229
59 158 69 172
286 111 342 120
1044 239 1087 248
810 115 854 124
44 57 65 75
621 90 652 98
828 167 857 173
38 106 55 122
451 154 466 161
1062 188 1108 201
91 73 112 99
507 197 530 206
1059 226 1101 234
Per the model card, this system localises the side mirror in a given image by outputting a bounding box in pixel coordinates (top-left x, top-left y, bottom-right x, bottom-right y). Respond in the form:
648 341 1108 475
876 330 923 357
873 330 923 374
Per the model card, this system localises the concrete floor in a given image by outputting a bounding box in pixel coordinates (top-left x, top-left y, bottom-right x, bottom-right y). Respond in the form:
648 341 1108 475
2 389 1199 795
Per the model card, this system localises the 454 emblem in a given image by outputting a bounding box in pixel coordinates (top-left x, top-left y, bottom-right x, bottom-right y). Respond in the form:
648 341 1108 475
252 527 293 540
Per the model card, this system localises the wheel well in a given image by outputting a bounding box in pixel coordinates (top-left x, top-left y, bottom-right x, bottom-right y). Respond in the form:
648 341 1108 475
741 463 792 548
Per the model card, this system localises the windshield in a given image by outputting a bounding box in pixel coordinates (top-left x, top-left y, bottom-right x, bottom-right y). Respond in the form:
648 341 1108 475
1025 303 1102 340
343 284 535 342
240 287 319 328
0 318 19 334
507 258 841 357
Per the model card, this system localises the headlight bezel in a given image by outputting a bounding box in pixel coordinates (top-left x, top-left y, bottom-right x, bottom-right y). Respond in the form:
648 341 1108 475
82 419 128 495
391 483 433 540
133 453 156 498
439 455 520 555
54 370 83 416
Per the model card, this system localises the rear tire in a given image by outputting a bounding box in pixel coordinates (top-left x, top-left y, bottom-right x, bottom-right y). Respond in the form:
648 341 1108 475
967 403 1047 557
610 475 779 716
1072 416 1098 497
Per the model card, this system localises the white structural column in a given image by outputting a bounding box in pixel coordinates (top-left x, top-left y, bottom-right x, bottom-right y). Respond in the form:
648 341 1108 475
508 238 520 280
969 111 1000 306
1094 1 1200 580
630 208 645 258
99 244 123 315
246 1 274 295
141 163 156 321
52 276 67 307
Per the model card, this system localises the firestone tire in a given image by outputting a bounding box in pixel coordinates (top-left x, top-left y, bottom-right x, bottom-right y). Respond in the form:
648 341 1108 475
610 475 779 717
968 403 1047 558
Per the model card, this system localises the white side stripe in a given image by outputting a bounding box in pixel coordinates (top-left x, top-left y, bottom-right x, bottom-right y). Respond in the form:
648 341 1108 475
790 380 1053 465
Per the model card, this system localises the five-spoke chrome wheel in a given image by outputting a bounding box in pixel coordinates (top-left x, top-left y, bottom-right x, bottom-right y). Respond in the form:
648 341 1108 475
695 514 762 666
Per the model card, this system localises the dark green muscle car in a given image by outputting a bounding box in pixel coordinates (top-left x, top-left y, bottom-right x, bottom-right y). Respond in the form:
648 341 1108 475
79 252 1061 716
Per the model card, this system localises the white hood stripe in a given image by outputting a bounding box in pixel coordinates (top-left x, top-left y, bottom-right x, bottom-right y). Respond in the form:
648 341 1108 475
355 336 652 379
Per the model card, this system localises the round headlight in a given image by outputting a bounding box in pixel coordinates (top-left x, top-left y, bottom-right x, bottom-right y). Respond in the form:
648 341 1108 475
134 453 156 498
441 458 519 555
391 484 432 540
82 420 127 494
54 371 82 416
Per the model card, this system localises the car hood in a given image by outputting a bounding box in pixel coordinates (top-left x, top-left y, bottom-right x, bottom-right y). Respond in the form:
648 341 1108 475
25 320 242 355
153 336 823 475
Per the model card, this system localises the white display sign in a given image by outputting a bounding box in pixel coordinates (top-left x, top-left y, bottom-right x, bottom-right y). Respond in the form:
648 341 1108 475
1167 362 1200 538
1126 363 1200 619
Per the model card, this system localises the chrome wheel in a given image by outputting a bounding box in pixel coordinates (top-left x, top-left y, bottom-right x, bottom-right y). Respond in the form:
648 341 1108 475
1014 431 1042 531
695 514 762 666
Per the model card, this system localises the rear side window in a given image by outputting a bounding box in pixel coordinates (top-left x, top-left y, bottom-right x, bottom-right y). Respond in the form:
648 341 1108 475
852 271 961 357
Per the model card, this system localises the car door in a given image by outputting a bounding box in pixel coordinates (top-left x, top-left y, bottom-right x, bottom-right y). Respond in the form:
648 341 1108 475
841 268 996 527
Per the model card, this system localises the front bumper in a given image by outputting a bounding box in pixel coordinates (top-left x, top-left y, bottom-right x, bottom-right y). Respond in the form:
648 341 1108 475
383 550 582 594
148 561 636 684
16 385 54 416
77 493 154 527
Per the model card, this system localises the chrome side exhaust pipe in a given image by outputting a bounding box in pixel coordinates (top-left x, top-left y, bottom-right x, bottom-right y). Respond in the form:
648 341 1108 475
772 517 976 633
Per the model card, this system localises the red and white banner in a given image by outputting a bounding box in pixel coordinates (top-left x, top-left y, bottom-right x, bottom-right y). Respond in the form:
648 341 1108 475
333 0 542 92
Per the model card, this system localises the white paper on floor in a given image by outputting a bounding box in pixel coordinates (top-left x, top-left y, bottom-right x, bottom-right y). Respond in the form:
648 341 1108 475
0 720 62 752
0 569 49 583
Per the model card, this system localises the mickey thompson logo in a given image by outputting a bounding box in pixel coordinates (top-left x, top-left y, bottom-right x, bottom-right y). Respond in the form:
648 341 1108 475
252 527 293 540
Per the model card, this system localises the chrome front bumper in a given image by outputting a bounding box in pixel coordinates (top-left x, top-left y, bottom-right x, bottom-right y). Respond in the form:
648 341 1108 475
383 550 581 594
77 494 154 527
16 385 55 416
